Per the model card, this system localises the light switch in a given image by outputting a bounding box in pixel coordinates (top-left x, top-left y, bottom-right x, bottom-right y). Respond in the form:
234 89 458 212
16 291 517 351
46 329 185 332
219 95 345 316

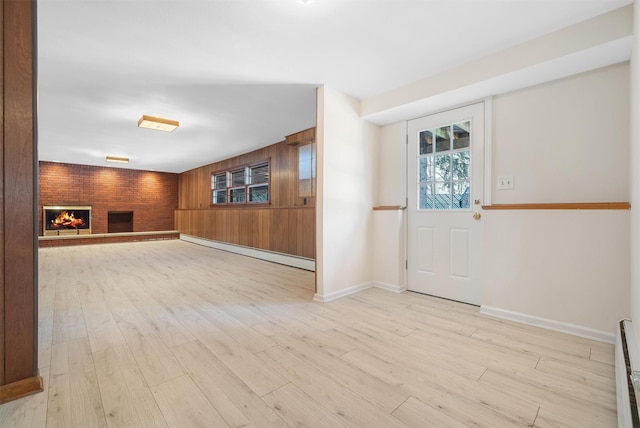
497 175 514 190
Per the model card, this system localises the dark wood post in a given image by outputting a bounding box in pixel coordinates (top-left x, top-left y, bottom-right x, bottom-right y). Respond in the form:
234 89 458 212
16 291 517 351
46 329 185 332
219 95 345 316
0 0 42 404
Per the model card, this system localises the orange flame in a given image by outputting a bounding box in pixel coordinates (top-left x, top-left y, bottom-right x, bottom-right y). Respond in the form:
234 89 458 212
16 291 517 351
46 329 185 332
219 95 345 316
51 211 85 229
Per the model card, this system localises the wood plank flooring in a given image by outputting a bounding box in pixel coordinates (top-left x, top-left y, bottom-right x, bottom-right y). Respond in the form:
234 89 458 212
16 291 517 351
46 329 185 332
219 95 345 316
0 240 617 427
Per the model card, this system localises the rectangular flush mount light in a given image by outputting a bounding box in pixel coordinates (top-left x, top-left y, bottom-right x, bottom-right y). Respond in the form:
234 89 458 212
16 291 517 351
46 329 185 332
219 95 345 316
138 114 179 132
106 156 129 163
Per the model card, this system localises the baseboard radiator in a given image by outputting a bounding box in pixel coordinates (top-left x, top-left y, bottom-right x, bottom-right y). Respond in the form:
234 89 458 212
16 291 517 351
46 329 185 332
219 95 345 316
616 320 640 427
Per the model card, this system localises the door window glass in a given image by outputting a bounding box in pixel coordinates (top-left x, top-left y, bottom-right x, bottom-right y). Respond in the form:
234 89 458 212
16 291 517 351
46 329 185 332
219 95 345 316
417 120 471 210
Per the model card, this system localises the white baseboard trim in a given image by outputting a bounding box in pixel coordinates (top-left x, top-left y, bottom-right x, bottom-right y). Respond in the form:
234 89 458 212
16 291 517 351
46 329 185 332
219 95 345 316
480 305 615 344
314 281 407 303
371 281 406 293
180 234 315 271
314 282 373 303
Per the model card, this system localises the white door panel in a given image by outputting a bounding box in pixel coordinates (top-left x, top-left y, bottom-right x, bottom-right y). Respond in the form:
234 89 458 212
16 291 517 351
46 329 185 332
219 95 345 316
407 103 484 305
417 227 434 273
450 228 470 279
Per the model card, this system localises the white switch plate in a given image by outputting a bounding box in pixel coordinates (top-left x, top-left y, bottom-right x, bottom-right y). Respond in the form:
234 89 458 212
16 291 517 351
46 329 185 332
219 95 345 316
497 175 514 190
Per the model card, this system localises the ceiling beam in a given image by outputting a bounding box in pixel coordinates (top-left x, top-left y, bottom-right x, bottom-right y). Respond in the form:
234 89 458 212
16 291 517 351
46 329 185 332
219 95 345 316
361 4 633 125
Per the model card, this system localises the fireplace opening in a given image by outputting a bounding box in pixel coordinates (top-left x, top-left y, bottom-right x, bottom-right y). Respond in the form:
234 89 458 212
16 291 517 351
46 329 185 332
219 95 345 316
108 211 133 233
43 206 91 236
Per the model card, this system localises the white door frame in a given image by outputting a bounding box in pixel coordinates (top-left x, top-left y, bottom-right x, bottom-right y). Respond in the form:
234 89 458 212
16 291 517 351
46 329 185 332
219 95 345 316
403 98 492 302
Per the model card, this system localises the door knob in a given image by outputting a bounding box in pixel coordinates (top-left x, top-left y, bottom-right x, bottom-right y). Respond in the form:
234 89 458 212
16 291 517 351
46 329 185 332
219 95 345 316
473 212 481 220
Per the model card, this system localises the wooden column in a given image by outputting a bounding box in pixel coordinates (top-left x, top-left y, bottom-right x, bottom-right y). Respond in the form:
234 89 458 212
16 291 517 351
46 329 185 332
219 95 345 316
0 0 42 404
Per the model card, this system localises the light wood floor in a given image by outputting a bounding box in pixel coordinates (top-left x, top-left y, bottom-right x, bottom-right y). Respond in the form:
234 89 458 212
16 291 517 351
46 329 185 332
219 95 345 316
0 240 616 427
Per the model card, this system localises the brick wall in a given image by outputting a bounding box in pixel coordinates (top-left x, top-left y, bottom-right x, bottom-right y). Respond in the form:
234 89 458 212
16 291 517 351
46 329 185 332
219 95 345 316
39 162 178 235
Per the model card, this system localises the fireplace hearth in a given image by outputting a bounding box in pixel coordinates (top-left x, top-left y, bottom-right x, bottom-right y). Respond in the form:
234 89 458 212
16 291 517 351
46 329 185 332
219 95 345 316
43 206 91 236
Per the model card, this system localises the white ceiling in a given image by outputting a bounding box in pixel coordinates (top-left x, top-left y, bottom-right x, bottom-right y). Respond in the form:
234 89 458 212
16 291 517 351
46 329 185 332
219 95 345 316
37 0 632 173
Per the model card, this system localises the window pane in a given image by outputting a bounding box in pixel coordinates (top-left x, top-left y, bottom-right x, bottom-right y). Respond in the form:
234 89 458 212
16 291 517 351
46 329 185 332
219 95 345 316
452 151 470 181
453 182 470 209
249 185 268 202
250 164 269 184
212 190 226 204
417 121 473 211
229 187 246 203
453 121 470 149
434 182 452 209
214 173 227 190
418 157 433 182
299 144 312 197
231 170 245 186
419 130 433 155
299 145 311 176
435 126 451 152
299 179 312 197
434 154 451 181
418 183 434 209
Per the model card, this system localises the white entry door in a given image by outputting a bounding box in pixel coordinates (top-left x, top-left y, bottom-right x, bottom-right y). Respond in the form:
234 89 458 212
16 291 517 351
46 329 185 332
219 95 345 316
407 102 485 305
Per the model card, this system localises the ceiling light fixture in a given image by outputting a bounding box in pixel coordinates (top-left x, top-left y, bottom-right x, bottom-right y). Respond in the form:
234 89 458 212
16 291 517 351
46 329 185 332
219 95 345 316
297 0 315 4
106 156 129 164
137 114 179 132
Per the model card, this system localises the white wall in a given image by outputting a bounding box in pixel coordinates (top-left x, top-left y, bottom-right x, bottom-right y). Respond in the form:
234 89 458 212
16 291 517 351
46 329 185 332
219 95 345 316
492 63 629 204
483 210 629 339
371 64 630 339
484 64 630 338
315 86 379 301
631 0 640 349
372 210 405 291
371 122 406 290
377 123 405 206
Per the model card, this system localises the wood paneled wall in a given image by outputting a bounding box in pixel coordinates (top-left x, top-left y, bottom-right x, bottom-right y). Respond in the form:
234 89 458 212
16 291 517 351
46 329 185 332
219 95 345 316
175 207 315 258
0 0 42 403
177 129 316 259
